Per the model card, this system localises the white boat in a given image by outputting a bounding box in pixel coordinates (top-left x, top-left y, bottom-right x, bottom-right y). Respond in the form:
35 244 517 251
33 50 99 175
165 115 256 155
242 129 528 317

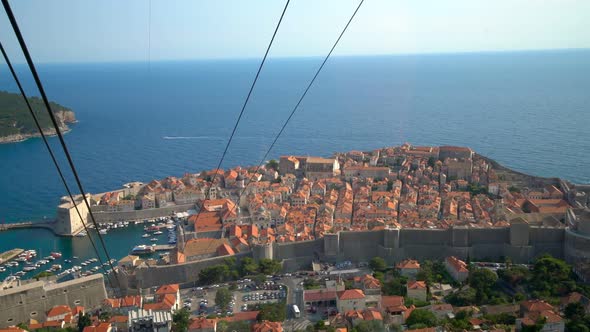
23 266 36 272
132 245 155 254
154 231 163 235
99 229 108 235
150 238 158 242
142 234 150 238
76 231 87 237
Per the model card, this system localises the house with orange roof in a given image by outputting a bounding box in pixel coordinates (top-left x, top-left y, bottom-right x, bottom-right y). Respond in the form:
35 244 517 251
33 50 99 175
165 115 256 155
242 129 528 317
103 295 142 314
396 259 420 279
152 284 180 311
188 317 216 332
216 243 235 256
381 295 411 325
252 320 283 332
444 256 469 283
108 315 128 331
517 310 564 332
406 281 427 301
337 289 366 313
0 328 27 332
46 305 72 322
82 322 112 332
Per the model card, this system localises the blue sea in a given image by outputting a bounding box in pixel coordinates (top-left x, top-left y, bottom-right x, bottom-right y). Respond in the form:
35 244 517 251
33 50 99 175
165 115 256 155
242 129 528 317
0 50 589 269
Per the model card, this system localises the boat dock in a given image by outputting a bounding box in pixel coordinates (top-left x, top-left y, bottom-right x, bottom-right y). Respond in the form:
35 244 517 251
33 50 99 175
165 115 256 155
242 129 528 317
0 248 24 263
0 221 55 232
153 245 175 251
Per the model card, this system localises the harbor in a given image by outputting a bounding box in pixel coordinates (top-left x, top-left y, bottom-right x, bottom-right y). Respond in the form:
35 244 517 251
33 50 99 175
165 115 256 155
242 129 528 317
0 215 185 283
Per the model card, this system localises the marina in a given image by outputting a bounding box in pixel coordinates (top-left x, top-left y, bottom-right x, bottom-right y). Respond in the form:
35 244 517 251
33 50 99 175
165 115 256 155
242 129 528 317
0 216 184 283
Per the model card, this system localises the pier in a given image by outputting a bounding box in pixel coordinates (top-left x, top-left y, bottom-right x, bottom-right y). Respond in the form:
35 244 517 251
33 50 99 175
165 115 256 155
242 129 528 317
153 245 175 251
0 221 55 233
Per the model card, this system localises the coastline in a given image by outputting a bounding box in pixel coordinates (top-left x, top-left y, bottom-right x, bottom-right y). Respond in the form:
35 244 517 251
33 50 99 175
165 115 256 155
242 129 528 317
0 126 73 144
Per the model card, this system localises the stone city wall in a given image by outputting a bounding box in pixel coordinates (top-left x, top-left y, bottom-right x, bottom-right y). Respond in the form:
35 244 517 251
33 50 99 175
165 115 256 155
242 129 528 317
0 274 106 328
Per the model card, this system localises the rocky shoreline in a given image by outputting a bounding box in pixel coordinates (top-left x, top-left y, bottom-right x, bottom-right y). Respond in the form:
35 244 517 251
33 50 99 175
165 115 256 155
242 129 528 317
0 109 76 144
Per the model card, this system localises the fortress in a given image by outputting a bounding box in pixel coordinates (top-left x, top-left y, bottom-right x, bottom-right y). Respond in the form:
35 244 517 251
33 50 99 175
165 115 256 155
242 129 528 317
121 209 590 291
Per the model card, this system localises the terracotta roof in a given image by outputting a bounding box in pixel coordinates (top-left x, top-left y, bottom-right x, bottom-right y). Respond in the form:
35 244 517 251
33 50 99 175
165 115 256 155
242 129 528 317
396 259 420 270
47 305 71 318
252 320 283 332
109 316 128 323
83 323 111 332
337 289 365 300
189 317 216 330
230 310 259 322
362 308 383 321
304 289 338 302
216 243 235 256
156 284 179 295
446 256 468 273
521 299 554 313
407 281 427 290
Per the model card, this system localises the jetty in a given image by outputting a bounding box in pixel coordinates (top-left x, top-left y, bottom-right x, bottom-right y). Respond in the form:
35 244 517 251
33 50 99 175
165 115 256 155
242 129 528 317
0 248 24 263
0 221 55 233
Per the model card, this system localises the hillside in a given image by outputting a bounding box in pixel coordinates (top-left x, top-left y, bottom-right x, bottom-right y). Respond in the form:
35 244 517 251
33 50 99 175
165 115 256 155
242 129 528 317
0 90 76 143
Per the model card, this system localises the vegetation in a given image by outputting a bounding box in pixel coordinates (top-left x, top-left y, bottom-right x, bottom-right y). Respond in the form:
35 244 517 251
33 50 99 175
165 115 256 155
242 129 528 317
508 186 521 193
416 260 456 285
369 257 387 272
405 309 437 328
303 278 321 290
216 320 251 332
215 288 233 308
529 254 575 298
350 320 384 332
266 159 279 171
256 302 286 322
172 308 190 332
0 90 74 137
467 184 488 196
469 268 498 304
198 257 282 285
33 271 54 280
77 313 91 332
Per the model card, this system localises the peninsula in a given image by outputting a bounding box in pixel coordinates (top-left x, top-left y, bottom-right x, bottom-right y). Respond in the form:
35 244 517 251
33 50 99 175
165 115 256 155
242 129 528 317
0 90 76 144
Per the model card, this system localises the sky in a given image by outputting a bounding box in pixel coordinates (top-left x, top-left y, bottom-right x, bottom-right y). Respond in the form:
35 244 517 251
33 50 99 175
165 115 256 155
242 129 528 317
0 0 589 63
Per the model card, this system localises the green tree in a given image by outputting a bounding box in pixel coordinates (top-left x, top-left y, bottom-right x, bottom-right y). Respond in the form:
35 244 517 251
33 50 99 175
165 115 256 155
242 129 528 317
198 264 230 285
33 271 54 280
469 268 498 304
405 309 437 328
258 259 282 275
267 159 279 171
257 302 286 322
172 308 190 332
303 278 321 290
369 257 387 272
354 320 384 332
382 279 406 296
217 320 251 332
240 257 259 276
564 302 585 321
530 255 573 297
215 288 233 309
77 313 91 332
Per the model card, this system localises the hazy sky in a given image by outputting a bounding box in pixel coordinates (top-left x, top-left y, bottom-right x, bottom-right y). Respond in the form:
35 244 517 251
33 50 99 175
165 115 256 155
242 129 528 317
0 0 589 63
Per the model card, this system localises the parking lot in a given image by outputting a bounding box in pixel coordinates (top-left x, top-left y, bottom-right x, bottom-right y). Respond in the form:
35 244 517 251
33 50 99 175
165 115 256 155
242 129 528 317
180 279 287 317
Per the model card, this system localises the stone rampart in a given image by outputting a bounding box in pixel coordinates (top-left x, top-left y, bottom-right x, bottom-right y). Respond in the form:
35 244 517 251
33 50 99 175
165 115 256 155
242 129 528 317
91 204 195 223
0 274 106 328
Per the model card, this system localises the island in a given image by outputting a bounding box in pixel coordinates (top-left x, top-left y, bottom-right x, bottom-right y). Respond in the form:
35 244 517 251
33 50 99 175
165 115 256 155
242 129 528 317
0 90 76 143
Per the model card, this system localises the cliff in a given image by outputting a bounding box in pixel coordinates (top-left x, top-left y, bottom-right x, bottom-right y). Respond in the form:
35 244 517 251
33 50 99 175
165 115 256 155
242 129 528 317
0 91 76 144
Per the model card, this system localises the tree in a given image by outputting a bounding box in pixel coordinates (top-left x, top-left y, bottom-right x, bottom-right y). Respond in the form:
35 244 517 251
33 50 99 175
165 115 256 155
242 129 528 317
77 313 91 332
405 309 437 328
217 320 251 332
257 302 286 322
303 278 321 290
353 320 384 332
469 268 498 304
240 257 259 276
564 302 585 321
427 157 436 168
198 264 230 285
215 288 233 309
266 159 279 171
530 255 573 297
369 257 387 272
258 259 282 275
382 279 406 296
172 308 190 332
34 271 54 280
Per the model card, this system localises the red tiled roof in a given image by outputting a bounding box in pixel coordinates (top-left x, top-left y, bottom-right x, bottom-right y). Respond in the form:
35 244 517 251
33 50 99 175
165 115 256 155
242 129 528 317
252 320 282 332
189 317 216 330
396 259 420 270
230 310 259 322
337 289 365 300
407 281 427 290
156 284 180 295
304 289 337 302
83 323 111 332
47 305 71 318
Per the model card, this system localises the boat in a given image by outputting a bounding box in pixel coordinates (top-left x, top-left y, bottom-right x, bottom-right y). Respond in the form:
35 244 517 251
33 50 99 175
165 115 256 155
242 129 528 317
131 245 155 254
51 264 62 271
50 252 62 259
150 238 158 242
75 231 87 237
99 229 108 235
72 256 79 260
64 259 72 264
168 239 177 244
81 262 88 267
0 267 6 272
142 234 150 238
154 231 163 235
23 266 37 272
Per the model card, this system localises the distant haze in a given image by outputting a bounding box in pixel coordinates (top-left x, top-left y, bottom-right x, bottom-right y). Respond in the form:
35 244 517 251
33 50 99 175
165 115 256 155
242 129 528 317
0 0 589 63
